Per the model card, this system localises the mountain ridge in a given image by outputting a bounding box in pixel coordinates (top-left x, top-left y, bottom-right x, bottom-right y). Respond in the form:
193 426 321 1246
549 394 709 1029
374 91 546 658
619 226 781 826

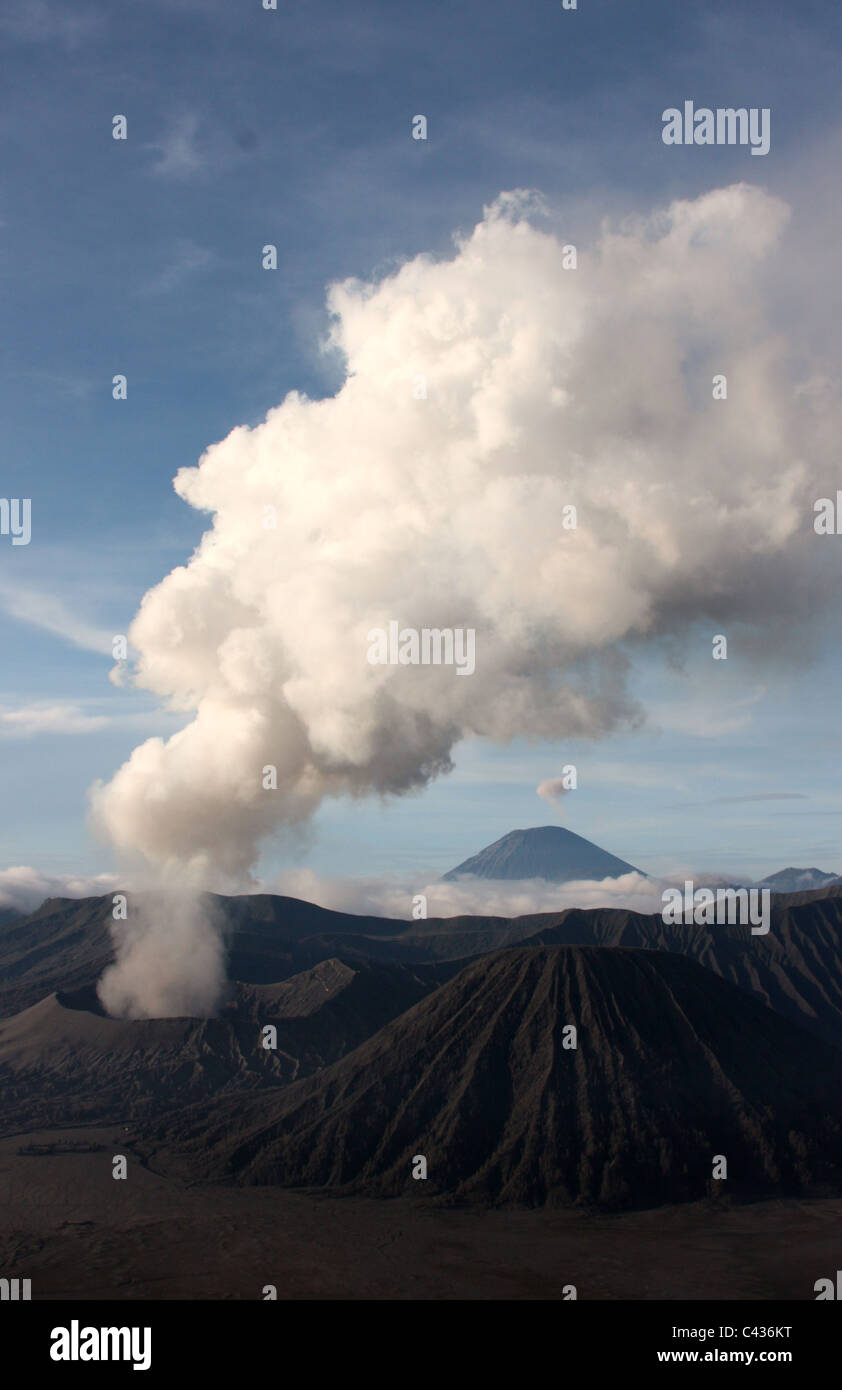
5 886 842 1049
760 867 840 893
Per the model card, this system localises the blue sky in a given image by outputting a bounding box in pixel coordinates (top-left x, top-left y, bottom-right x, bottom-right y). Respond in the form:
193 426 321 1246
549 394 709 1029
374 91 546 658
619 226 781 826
1 0 841 891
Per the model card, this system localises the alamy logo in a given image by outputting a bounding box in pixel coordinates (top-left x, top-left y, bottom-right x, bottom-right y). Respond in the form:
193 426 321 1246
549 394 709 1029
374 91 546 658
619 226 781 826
367 621 476 675
661 880 770 935
0 498 31 546
50 1320 151 1371
661 102 770 156
0 1277 30 1300
814 492 842 534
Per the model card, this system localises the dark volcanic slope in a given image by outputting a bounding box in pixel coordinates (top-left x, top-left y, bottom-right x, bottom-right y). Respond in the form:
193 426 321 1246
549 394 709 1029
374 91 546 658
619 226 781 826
0 895 114 1017
0 958 454 1134
151 946 842 1210
0 989 259 1133
442 825 641 882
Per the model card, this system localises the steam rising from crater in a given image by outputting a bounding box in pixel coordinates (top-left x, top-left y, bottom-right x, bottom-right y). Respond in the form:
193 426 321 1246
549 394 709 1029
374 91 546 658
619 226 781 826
97 888 226 1020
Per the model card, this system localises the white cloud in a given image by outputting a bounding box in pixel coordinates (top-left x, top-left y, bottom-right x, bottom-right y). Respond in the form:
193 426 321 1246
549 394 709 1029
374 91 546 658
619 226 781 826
652 685 768 738
0 0 101 47
0 584 114 655
0 701 189 739
147 239 215 295
147 113 206 178
0 866 119 913
0 704 109 736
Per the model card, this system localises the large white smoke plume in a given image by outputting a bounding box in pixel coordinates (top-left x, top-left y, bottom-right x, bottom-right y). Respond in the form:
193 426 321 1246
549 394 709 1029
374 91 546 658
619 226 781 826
89 184 838 1012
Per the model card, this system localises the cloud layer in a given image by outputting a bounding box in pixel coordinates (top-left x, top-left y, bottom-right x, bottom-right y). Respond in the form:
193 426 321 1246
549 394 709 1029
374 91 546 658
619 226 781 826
0 861 733 927
271 866 667 921
0 866 119 913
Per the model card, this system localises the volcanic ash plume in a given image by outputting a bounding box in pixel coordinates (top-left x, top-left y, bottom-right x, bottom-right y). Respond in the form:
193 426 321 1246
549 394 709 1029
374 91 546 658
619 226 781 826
97 890 226 1019
92 184 834 885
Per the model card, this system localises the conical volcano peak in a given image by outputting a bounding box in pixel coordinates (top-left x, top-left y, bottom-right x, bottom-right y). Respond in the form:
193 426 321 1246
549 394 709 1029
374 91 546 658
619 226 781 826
442 826 642 883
